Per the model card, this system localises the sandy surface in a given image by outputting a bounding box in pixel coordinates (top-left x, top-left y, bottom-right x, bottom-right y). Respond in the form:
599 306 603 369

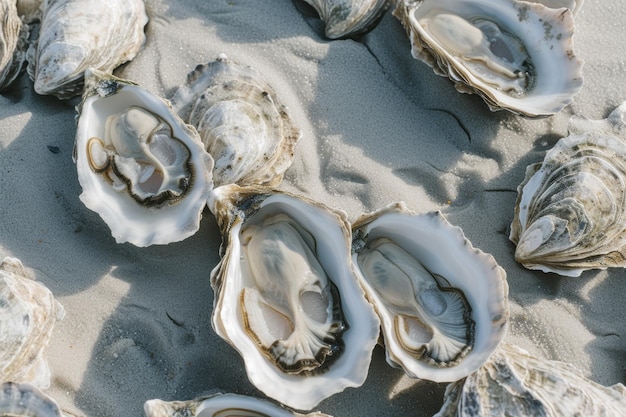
1 0 625 416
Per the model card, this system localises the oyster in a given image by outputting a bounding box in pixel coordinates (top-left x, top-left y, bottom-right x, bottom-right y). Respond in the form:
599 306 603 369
510 102 626 277
393 0 584 117
169 54 301 188
0 257 65 389
434 343 626 417
351 203 508 382
208 184 380 410
27 0 148 99
74 68 214 247
0 0 29 90
144 392 332 417
297 0 390 39
0 382 63 417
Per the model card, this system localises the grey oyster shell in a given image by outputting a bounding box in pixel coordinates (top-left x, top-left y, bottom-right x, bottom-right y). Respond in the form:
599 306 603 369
0 0 29 90
0 257 64 389
510 102 626 276
0 382 63 417
169 54 301 188
299 0 390 39
434 343 626 417
27 0 148 99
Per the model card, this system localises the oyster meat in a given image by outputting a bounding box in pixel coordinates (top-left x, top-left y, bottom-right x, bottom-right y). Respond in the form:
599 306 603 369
0 257 65 389
510 102 626 277
74 69 214 247
393 0 583 117
0 0 29 90
144 392 332 417
0 382 63 417
351 203 509 382
434 343 626 417
169 54 301 188
298 0 390 39
27 0 148 99
208 184 380 410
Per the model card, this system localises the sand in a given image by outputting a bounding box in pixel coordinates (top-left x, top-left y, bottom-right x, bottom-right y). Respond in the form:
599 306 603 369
0 0 624 416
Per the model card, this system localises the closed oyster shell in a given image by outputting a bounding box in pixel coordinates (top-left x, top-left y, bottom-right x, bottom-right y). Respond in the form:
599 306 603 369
0 257 65 389
208 184 380 410
169 54 301 188
27 0 148 99
144 392 332 417
0 0 29 90
299 0 390 39
510 102 626 276
434 343 626 417
0 382 63 417
351 203 509 382
74 68 214 247
393 0 584 117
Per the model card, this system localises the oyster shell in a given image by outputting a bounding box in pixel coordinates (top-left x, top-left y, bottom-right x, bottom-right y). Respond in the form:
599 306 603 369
27 0 148 99
74 68 214 247
208 184 380 410
351 203 509 382
393 0 584 117
144 392 332 417
169 54 301 188
0 257 65 389
510 102 626 277
531 0 584 16
0 0 29 90
434 343 626 417
0 382 63 417
298 0 390 39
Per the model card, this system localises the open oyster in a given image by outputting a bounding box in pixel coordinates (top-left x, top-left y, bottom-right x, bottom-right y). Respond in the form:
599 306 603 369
510 102 626 276
351 203 509 382
0 257 65 389
0 382 64 417
27 0 148 99
0 0 29 90
169 54 301 188
297 0 390 39
434 343 626 417
144 392 332 417
74 69 214 247
208 184 380 410
393 0 583 117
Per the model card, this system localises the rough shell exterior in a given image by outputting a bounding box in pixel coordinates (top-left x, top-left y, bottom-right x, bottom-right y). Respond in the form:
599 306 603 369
300 0 390 39
144 392 332 417
0 382 63 417
532 0 584 16
208 184 380 411
169 54 301 188
0 0 29 90
351 202 509 382
434 343 626 417
393 0 584 117
510 102 626 276
27 0 148 99
0 257 65 389
74 69 214 247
